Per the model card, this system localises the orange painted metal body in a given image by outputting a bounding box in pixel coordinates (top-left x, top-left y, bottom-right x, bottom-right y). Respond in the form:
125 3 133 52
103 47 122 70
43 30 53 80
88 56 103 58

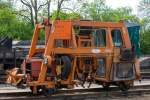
7 19 141 94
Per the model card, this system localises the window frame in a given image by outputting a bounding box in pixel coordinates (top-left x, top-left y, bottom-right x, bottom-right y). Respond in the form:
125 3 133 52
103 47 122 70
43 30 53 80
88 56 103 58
110 28 124 47
93 28 107 48
96 58 106 78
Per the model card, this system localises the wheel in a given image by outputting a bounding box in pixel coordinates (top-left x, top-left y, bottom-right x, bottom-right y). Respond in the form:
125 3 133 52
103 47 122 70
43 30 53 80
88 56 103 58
118 82 130 91
41 86 56 96
30 86 41 94
61 56 72 79
16 79 26 89
67 84 74 89
102 84 110 90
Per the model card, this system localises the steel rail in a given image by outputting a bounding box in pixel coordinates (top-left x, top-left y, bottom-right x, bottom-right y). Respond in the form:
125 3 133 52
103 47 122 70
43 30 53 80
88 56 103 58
0 84 150 100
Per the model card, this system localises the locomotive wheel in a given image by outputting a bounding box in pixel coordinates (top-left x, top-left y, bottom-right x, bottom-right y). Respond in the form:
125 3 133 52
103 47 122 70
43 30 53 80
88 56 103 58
41 86 56 96
61 56 71 79
102 84 110 90
118 82 130 91
30 86 41 94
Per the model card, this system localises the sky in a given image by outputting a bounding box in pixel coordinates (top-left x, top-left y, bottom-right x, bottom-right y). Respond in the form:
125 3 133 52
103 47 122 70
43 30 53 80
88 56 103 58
105 0 140 15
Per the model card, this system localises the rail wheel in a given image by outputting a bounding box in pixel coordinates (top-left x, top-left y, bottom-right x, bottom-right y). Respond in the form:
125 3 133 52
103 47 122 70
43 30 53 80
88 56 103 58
102 84 110 90
61 56 71 80
118 82 130 91
30 86 41 94
41 86 56 96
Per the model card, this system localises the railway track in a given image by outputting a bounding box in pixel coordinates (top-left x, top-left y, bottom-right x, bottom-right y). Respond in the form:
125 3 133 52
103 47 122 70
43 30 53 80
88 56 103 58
0 83 150 100
141 72 150 79
141 69 150 79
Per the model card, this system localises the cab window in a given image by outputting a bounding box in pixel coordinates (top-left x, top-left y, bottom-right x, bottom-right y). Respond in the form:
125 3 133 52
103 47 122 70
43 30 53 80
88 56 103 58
96 58 106 77
94 29 106 47
111 29 123 47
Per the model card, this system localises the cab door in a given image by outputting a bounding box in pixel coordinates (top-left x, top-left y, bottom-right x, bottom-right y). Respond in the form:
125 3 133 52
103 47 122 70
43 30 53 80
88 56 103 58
111 28 135 81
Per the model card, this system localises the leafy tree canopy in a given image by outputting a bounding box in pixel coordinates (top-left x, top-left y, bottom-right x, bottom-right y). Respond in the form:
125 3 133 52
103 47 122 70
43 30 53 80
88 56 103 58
51 10 80 20
141 29 150 54
0 1 33 40
80 0 139 22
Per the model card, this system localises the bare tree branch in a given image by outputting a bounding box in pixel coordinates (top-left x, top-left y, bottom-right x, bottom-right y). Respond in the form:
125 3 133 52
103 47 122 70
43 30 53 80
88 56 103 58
30 0 34 7
61 7 75 13
20 0 31 8
38 2 48 11
47 0 51 23
13 10 31 22
56 0 66 19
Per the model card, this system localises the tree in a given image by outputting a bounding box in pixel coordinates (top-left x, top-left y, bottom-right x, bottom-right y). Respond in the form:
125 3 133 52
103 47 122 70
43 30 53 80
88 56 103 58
138 0 150 30
80 0 107 20
51 10 80 20
47 0 51 22
139 17 149 33
141 29 150 54
138 0 150 54
107 7 139 22
80 0 138 22
0 1 33 40
18 0 71 25
19 0 47 26
139 0 150 17
55 0 69 19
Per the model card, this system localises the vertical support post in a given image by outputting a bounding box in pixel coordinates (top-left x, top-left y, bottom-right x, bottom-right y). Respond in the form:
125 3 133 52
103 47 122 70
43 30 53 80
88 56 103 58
14 48 16 67
67 56 77 84
33 86 37 94
45 25 51 44
28 24 40 58
71 57 77 80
